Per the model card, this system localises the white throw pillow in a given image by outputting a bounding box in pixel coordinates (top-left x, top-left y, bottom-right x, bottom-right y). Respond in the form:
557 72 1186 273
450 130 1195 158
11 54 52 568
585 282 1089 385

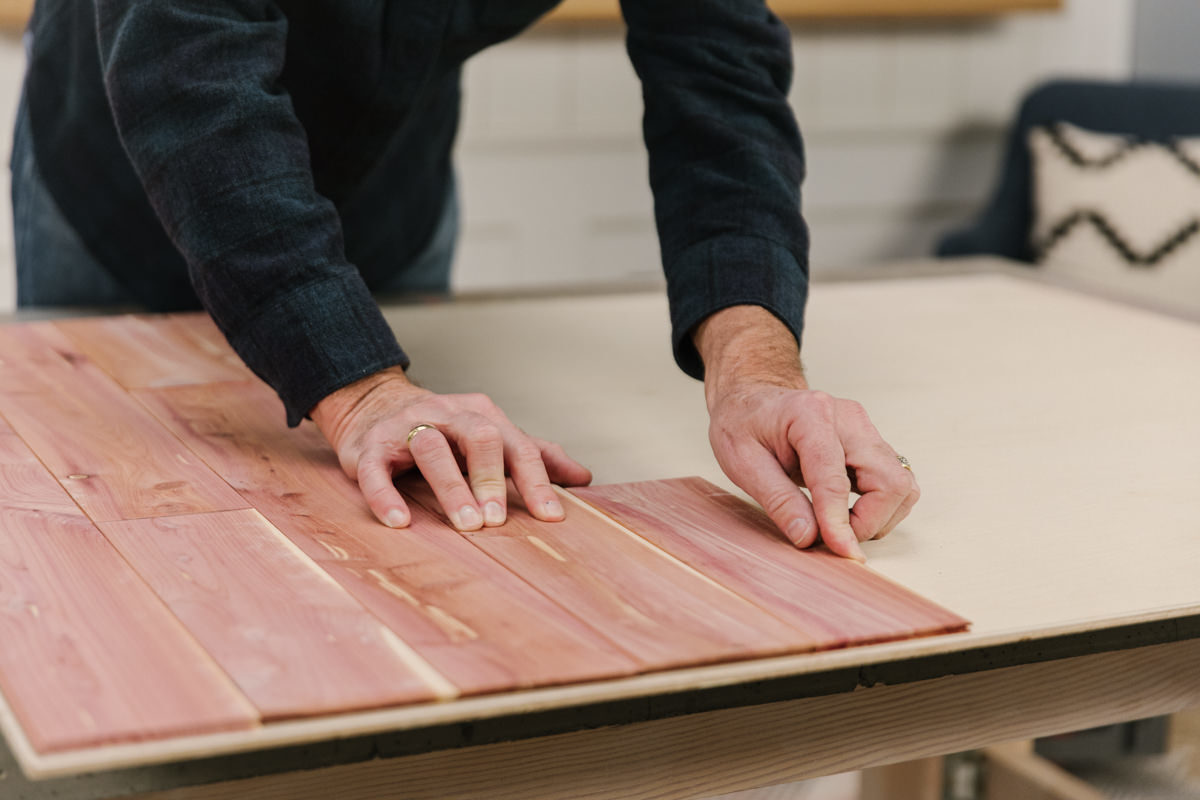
1028 121 1200 314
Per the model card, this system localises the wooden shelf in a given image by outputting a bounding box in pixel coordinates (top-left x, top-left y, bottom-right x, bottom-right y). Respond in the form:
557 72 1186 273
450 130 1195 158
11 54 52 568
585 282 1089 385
0 0 31 33
548 0 1061 22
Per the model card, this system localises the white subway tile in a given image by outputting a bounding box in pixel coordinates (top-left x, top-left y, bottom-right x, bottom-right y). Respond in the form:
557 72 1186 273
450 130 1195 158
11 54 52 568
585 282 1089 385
573 32 643 140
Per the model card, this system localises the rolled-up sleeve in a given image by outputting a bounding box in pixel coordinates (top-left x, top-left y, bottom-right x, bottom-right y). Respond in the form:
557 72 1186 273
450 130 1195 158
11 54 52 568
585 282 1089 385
621 1 809 379
96 0 408 425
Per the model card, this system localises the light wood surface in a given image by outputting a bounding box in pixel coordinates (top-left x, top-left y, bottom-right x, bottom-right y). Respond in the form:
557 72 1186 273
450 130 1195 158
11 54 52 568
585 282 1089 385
123 639 1200 800
547 0 1060 23
1 265 1198 791
0 422 257 754
0 0 31 32
98 510 439 719
572 478 967 644
0 325 248 521
135 381 641 695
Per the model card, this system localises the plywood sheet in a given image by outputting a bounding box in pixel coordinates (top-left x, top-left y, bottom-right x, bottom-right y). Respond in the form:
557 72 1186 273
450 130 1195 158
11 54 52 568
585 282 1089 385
571 477 969 645
404 481 819 670
99 509 443 718
0 324 249 521
135 381 640 695
0 420 258 753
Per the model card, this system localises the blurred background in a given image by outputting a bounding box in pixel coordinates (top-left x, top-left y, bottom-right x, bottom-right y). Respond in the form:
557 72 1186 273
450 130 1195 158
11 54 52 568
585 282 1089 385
1 0 1199 311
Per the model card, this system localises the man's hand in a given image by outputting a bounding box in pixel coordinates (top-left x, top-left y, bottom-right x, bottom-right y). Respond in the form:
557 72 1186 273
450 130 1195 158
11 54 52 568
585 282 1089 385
694 306 919 561
312 367 591 531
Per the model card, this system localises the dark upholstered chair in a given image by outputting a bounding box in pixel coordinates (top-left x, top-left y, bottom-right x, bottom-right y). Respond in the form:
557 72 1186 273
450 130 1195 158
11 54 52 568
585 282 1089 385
936 79 1200 262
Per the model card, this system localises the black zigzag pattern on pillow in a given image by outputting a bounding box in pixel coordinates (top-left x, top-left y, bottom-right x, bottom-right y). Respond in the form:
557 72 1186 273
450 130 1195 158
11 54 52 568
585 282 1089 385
1045 123 1200 176
1036 210 1200 267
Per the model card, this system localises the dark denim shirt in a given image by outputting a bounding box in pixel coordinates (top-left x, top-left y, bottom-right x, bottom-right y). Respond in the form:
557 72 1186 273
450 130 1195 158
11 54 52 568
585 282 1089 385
22 0 808 426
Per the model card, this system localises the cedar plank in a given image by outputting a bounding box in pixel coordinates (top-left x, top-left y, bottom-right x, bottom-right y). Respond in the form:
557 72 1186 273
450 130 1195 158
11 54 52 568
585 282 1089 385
571 478 969 646
99 509 445 719
0 419 258 753
0 323 248 522
135 382 639 694
405 481 819 670
53 313 253 389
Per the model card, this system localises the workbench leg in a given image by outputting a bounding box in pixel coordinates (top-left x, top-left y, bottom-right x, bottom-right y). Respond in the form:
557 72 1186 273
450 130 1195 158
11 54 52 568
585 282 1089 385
982 743 1104 800
859 757 943 800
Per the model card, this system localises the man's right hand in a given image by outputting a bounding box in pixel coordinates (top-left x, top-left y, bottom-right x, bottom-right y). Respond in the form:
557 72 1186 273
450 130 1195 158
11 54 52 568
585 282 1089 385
311 367 592 531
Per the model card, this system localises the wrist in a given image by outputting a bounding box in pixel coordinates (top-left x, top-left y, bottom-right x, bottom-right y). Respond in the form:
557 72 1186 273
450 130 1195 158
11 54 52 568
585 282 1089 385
693 306 807 409
311 366 415 444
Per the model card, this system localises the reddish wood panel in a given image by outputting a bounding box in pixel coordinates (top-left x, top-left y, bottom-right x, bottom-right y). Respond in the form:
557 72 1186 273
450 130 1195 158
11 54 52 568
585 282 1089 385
99 509 443 719
0 324 248 522
0 419 258 753
53 313 253 389
135 381 640 694
571 478 969 646
404 481 819 670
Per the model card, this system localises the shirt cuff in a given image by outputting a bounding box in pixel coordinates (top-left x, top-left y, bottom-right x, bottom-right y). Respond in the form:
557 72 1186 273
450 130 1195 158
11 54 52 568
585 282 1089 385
667 235 809 381
225 272 410 427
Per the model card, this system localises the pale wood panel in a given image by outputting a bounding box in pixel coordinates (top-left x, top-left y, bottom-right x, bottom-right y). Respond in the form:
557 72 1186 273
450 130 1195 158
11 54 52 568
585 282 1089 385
98 509 443 719
0 419 258 754
571 478 968 646
135 380 640 696
403 481 819 670
124 639 1200 800
547 0 1059 22
0 324 249 522
53 313 253 389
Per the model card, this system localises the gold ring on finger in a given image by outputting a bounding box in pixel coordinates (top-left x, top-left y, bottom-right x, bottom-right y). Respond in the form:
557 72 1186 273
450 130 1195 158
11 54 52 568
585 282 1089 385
897 455 913 472
406 423 439 447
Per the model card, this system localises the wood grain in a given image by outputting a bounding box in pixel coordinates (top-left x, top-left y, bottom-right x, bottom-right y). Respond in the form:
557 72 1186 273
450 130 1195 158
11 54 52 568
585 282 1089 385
53 313 253 389
404 481 819 670
0 323 249 522
98 509 443 719
0 419 258 753
571 477 968 646
135 380 640 695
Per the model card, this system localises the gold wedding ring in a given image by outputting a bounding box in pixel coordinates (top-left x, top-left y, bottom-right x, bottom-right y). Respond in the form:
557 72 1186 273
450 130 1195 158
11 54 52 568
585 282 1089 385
897 455 913 472
406 423 439 446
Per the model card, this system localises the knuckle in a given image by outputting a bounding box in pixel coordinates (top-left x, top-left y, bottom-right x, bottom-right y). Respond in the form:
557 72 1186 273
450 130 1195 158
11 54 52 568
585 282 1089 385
815 475 853 498
512 442 543 464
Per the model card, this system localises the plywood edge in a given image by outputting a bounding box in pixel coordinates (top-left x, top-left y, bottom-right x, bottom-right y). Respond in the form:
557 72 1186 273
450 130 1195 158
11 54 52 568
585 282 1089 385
12 604 1200 780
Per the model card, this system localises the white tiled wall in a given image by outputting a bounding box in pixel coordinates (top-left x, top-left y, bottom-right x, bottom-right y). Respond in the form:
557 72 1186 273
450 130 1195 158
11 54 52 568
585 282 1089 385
0 3 1135 309
454 1 1135 292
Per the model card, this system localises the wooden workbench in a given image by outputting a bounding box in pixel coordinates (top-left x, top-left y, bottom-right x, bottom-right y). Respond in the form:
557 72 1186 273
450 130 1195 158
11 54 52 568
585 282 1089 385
1 258 1198 799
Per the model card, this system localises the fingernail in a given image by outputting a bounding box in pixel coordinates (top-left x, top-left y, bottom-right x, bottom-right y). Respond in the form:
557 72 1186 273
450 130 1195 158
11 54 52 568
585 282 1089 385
483 501 506 526
787 518 812 546
454 505 483 530
384 509 408 529
544 498 565 520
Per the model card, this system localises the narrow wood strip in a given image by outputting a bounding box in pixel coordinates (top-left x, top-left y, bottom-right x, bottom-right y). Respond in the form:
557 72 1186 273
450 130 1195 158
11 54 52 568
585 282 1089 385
135 381 639 695
0 323 249 522
403 481 819 671
98 509 446 719
53 313 253 389
0 419 258 754
571 478 969 646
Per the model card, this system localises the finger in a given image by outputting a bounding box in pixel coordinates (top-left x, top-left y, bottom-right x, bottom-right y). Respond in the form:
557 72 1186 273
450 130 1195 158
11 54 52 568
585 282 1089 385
449 417 508 526
356 455 412 528
534 438 592 487
875 478 921 539
406 428 483 531
723 442 821 551
837 404 916 541
504 435 564 522
788 411 863 561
